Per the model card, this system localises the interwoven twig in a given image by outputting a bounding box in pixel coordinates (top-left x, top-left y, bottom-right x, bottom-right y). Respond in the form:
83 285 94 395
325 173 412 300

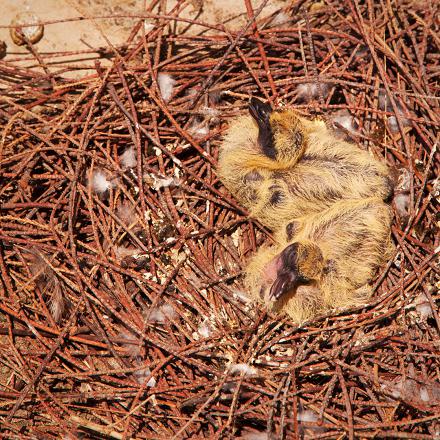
0 0 439 438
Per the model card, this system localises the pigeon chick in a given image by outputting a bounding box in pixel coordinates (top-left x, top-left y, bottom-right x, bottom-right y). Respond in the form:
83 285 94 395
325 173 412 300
218 98 394 324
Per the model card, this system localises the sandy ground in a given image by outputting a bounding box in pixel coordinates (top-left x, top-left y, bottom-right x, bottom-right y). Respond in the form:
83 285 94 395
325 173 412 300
0 0 285 77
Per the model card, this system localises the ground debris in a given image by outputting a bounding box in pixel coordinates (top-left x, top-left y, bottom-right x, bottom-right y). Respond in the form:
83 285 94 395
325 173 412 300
0 1 438 438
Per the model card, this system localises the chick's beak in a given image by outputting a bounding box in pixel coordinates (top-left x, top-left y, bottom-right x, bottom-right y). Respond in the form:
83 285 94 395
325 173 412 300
248 97 275 159
268 243 302 302
269 269 299 301
248 97 272 127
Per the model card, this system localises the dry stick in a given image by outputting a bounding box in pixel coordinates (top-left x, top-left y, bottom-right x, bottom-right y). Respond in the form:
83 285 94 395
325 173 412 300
279 373 291 440
190 0 271 108
244 0 278 100
70 415 124 440
234 44 271 102
6 299 84 422
336 365 354 440
380 140 438 301
15 29 56 89
352 1 415 214
410 141 438 228
0 302 117 350
267 374 287 436
392 227 440 332
172 312 268 439
105 80 246 214
0 243 16 301
115 64 148 234
42 221 224 381
0 2 438 437
303 9 324 113
65 69 132 372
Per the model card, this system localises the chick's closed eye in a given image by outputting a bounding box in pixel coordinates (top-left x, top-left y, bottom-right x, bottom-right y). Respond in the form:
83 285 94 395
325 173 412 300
218 98 394 324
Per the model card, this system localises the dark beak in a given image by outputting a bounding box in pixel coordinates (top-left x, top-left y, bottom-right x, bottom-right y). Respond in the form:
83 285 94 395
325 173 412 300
268 243 302 302
248 97 276 159
269 269 299 301
249 97 272 127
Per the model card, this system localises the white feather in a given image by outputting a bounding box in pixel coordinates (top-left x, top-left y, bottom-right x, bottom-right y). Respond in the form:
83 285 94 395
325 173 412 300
238 432 269 440
133 366 156 387
388 114 410 133
158 73 176 102
147 308 165 323
270 11 291 27
189 122 209 138
48 281 64 323
120 146 137 169
114 246 138 260
414 293 433 320
297 409 318 422
378 89 392 111
116 200 137 226
152 175 176 190
388 116 399 133
200 106 220 121
296 82 330 101
147 303 177 323
397 168 411 191
229 363 258 377
197 320 211 338
391 385 402 399
432 177 439 198
90 169 114 193
233 289 251 303
117 330 142 357
296 83 317 98
144 20 154 33
420 387 429 402
394 193 410 219
332 112 358 134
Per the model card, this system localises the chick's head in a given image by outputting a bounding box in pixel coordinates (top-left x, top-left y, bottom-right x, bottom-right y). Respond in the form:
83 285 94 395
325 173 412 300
270 110 307 164
249 97 307 169
267 241 325 302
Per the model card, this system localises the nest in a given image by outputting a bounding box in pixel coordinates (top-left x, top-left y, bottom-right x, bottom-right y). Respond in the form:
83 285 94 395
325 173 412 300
0 1 439 438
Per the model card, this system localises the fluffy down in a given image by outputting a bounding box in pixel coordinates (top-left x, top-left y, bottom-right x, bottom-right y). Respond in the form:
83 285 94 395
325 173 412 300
218 99 394 324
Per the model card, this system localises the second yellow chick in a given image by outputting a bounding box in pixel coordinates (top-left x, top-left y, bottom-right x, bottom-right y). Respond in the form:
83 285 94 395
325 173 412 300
218 98 394 324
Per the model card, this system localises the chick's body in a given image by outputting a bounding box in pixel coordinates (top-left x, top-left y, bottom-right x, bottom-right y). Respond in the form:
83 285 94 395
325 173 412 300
220 114 393 230
219 100 393 324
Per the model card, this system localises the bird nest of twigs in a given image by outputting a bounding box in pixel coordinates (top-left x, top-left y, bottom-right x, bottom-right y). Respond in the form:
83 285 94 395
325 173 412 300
0 1 439 438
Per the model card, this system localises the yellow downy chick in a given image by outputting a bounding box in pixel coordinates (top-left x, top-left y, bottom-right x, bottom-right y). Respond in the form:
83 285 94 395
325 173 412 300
218 98 394 324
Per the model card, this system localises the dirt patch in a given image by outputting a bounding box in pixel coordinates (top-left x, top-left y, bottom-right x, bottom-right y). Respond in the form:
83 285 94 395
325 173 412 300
1 0 284 77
